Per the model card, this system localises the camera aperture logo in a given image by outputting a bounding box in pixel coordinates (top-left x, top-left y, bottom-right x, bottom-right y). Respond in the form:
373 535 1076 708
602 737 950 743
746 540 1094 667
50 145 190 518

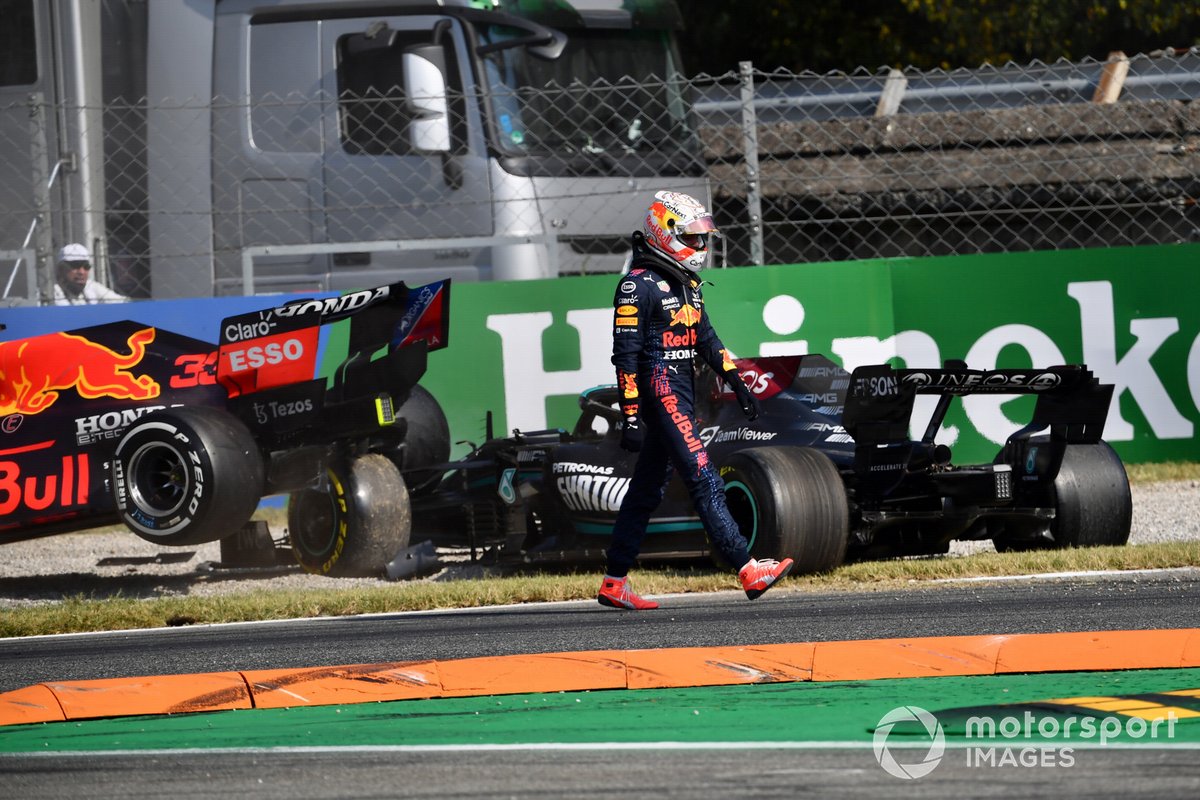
873 705 946 780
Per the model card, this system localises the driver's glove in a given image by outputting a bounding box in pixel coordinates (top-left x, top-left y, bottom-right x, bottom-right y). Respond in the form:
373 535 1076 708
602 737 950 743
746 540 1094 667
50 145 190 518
730 376 761 422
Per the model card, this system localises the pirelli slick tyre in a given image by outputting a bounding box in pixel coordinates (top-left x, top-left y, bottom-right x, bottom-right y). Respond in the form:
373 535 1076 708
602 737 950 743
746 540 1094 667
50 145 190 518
721 446 849 575
995 442 1131 552
113 406 265 546
287 453 411 577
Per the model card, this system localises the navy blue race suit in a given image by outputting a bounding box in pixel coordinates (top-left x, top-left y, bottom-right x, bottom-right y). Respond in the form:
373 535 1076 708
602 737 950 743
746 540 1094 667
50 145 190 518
606 233 756 577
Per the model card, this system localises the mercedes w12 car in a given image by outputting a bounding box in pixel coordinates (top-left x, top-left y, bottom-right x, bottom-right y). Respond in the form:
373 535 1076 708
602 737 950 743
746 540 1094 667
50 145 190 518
408 355 1131 574
0 280 452 578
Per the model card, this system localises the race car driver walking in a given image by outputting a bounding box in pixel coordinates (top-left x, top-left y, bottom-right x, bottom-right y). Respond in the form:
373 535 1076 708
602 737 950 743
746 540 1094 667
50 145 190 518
598 191 794 610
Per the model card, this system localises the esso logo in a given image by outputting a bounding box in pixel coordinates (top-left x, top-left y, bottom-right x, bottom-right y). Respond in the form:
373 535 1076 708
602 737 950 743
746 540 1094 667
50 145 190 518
225 339 304 372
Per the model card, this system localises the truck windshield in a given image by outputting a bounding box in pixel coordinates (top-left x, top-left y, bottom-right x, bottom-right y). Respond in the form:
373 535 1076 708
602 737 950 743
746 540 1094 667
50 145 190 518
477 25 700 176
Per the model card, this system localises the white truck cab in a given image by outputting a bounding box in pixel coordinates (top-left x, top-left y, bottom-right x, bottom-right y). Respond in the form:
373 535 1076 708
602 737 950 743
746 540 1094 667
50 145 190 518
0 0 709 301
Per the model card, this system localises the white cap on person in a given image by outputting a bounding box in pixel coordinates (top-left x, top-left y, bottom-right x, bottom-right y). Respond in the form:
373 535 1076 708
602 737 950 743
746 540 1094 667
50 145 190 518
58 243 91 263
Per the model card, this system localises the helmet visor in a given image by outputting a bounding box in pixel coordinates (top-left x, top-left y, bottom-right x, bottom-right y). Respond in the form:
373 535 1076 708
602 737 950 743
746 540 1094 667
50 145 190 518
676 215 718 250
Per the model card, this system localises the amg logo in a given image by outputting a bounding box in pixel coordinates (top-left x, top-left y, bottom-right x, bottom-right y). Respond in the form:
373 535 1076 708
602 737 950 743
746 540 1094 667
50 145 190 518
799 367 845 378
557 474 630 512
798 392 841 404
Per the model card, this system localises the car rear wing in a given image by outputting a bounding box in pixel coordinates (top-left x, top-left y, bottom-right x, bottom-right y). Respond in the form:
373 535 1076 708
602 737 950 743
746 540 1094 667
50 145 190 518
216 279 451 448
842 361 1114 449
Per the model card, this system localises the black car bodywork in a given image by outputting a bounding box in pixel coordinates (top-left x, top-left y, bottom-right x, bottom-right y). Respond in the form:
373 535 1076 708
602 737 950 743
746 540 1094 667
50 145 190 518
408 354 1131 573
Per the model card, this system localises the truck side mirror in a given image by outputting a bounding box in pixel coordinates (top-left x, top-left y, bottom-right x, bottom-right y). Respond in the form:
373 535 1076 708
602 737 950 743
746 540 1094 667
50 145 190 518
403 45 451 153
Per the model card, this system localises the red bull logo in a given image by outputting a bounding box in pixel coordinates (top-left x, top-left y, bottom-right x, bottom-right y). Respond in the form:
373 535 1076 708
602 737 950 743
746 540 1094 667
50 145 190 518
660 393 704 454
0 329 160 416
670 305 701 327
662 328 697 348
0 449 90 515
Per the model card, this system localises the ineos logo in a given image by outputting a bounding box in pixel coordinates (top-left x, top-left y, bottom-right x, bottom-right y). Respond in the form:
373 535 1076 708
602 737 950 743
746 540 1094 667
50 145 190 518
1029 372 1062 389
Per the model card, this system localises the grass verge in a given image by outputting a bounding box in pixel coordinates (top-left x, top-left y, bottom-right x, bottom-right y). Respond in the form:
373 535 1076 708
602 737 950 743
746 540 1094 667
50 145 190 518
2 461 1193 639
1125 460 1200 483
2 540 1196 638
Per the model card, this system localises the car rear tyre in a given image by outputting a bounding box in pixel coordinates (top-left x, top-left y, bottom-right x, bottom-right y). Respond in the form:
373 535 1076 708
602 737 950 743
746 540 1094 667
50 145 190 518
113 406 264 546
394 384 450 490
287 453 411 577
721 446 849 575
994 441 1131 551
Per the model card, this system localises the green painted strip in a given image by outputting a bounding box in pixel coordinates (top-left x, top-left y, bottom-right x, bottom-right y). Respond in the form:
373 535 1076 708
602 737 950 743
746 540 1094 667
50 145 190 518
3 668 1198 754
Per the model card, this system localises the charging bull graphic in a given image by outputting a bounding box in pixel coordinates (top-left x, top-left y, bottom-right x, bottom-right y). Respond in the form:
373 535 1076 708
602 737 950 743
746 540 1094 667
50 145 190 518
0 328 160 416
669 304 701 327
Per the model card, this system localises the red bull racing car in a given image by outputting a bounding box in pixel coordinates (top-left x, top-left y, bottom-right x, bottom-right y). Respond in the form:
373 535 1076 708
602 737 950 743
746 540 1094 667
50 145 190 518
0 280 452 578
408 355 1131 574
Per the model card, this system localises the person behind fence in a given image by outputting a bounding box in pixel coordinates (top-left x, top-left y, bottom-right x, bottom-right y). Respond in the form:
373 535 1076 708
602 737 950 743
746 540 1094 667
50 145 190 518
598 190 794 611
53 243 127 305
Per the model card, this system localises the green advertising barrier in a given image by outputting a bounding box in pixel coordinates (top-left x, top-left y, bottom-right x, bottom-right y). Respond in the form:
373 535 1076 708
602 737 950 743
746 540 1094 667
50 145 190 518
418 243 1199 464
889 245 1200 464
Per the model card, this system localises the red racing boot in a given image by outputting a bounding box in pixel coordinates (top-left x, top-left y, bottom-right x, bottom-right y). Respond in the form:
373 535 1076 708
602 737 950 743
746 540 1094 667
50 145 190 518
739 557 794 600
597 575 659 610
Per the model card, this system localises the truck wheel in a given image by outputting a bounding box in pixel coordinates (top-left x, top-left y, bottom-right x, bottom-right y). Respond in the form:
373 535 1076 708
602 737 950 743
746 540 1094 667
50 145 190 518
994 442 1132 551
287 453 411 577
394 384 450 490
721 446 849 575
113 406 264 546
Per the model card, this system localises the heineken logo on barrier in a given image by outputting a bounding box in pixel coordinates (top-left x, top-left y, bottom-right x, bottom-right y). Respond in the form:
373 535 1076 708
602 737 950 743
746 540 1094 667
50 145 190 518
474 269 1199 464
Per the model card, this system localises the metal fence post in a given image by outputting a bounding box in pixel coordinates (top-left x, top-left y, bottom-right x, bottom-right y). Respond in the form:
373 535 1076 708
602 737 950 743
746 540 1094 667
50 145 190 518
28 92 55 305
738 61 764 266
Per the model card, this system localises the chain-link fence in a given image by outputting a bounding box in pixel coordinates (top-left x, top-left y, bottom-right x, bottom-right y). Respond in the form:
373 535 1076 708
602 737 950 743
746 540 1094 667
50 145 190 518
3 47 1200 303
698 52 1200 267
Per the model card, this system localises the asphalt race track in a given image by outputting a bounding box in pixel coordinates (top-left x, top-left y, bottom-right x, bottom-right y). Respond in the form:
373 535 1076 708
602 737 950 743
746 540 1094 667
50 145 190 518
5 746 1200 799
3 571 1200 691
2 570 1199 798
